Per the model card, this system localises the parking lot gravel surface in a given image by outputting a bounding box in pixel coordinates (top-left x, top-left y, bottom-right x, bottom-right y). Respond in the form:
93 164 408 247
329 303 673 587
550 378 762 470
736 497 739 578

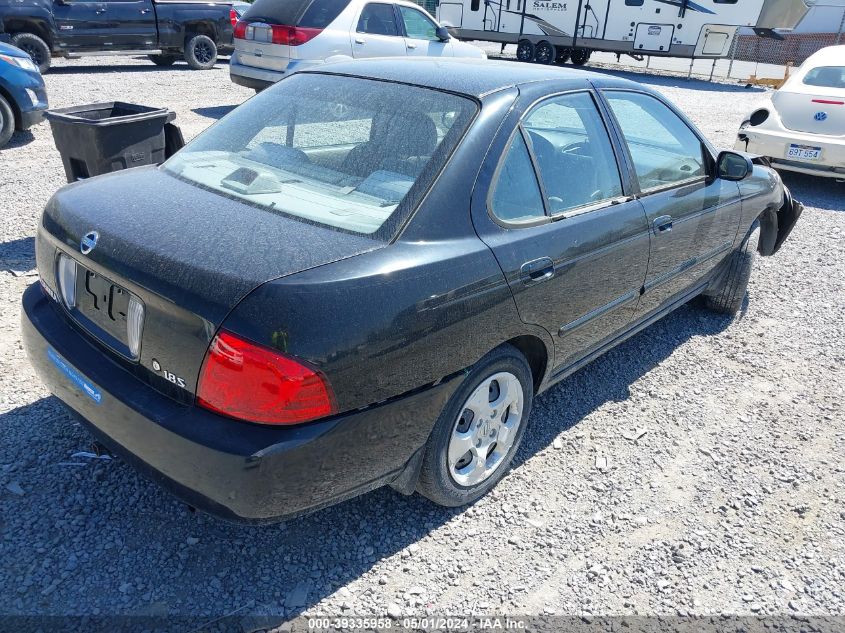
1 55 844 630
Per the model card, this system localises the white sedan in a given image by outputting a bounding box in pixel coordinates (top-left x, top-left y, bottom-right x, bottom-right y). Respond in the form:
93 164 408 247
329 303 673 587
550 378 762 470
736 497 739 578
735 45 844 180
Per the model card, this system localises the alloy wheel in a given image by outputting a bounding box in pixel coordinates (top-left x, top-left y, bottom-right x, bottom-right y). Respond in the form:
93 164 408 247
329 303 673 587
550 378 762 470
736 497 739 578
195 41 213 65
447 372 524 487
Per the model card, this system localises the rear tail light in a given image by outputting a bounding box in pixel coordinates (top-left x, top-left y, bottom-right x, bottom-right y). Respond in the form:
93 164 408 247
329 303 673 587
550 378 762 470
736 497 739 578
197 330 336 425
56 254 77 308
230 7 238 26
270 24 322 46
234 19 247 39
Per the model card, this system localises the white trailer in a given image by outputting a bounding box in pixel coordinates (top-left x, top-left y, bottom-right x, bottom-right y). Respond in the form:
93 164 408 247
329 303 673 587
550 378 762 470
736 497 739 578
437 0 810 65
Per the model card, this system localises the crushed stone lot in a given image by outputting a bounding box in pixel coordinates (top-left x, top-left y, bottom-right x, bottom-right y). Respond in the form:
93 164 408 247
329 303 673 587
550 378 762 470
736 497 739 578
1 56 844 629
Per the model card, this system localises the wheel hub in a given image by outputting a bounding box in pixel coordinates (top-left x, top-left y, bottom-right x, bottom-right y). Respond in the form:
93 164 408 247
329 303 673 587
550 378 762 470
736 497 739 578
447 372 524 487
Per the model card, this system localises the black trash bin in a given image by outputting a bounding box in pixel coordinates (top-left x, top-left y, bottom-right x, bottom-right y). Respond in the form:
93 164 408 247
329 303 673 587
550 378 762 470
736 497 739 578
45 102 183 182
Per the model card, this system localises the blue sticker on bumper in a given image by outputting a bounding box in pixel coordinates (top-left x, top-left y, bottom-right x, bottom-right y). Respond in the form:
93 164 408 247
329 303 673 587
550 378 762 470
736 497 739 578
47 348 102 404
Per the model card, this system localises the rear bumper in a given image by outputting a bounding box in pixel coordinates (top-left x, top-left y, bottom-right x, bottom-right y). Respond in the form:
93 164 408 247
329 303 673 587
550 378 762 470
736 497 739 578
21 283 456 523
736 128 845 179
229 53 323 89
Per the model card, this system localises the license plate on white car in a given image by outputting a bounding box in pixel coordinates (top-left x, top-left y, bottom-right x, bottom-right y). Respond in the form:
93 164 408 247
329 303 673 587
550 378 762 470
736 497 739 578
786 144 822 161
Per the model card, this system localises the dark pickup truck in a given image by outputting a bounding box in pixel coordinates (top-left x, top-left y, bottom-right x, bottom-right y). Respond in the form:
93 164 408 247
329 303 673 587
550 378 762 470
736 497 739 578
0 0 235 73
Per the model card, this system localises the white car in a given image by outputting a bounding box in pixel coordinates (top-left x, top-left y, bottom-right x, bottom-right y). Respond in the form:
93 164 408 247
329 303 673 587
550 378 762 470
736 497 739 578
230 0 485 91
735 45 845 180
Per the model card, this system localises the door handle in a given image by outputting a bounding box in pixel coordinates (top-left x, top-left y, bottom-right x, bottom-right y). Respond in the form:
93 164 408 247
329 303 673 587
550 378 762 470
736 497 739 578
95 8 106 13
407 43 417 49
653 215 673 233
140 8 151 13
354 37 365 44
520 257 555 286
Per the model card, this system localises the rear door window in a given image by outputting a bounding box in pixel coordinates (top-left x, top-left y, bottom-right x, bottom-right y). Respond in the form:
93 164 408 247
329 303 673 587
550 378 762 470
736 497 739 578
357 3 400 35
523 92 623 214
490 132 546 224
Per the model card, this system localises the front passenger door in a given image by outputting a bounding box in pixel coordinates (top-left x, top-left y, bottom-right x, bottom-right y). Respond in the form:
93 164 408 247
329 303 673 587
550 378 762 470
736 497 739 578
603 90 743 318
397 5 451 56
352 3 407 58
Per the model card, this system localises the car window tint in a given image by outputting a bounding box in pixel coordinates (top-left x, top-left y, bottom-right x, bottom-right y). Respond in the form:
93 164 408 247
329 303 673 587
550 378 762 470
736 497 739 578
299 0 351 28
490 132 546 224
605 91 705 191
523 92 623 214
399 6 438 40
357 3 399 36
246 0 311 25
163 74 475 238
803 66 845 89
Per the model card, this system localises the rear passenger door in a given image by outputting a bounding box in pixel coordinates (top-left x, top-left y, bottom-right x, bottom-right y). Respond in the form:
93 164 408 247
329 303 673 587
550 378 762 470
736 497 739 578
100 0 157 49
397 4 451 57
472 89 651 372
352 3 407 58
601 90 743 318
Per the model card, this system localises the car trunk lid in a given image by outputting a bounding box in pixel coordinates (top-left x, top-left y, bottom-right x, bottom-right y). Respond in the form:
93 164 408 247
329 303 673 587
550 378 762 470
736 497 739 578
39 166 381 401
773 89 845 136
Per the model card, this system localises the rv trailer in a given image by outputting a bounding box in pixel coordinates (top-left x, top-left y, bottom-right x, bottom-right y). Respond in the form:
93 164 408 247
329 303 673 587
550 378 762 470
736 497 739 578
437 0 811 65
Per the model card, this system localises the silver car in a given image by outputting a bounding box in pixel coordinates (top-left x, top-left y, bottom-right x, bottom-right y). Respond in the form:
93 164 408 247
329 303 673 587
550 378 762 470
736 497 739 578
230 0 485 91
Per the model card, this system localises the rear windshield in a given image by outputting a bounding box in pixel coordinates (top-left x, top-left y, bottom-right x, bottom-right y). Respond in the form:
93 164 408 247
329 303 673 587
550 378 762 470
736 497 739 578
163 74 476 239
244 0 310 25
803 66 845 89
244 0 350 26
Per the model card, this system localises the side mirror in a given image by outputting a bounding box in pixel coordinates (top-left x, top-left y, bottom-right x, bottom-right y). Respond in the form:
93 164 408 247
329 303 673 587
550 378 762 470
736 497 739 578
436 25 450 41
716 150 754 181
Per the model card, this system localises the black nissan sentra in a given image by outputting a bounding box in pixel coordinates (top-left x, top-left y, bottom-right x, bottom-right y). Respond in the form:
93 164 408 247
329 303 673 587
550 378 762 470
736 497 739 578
22 59 802 523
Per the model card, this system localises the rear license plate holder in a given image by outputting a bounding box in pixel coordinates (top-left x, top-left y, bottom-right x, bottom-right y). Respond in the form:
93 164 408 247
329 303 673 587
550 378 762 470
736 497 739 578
74 267 133 349
786 144 822 161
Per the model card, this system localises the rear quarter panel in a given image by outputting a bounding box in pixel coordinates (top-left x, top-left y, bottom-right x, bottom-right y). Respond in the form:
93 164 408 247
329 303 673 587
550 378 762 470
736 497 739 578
221 238 544 414
154 3 234 49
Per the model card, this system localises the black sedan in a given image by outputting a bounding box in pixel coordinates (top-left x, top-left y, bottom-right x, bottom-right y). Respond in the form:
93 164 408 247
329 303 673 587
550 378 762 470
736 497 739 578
22 59 802 523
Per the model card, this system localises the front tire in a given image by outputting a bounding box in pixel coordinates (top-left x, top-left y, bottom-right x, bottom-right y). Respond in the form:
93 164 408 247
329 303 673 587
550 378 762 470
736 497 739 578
184 34 217 70
0 96 15 148
416 345 533 507
703 222 759 315
516 39 535 63
11 32 51 74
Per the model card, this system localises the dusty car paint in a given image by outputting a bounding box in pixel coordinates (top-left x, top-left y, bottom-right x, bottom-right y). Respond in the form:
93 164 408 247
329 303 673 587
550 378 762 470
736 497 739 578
22 59 798 522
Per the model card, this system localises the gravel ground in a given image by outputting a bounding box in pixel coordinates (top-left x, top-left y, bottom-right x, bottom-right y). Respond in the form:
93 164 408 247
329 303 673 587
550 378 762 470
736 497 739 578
1 55 844 630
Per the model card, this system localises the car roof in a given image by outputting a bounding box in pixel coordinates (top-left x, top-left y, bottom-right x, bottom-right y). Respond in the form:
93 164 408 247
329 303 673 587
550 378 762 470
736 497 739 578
302 57 625 98
804 45 845 67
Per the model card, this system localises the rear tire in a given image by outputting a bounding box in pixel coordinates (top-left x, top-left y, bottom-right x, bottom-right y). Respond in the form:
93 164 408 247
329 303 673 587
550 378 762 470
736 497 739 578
184 34 217 70
533 40 555 64
11 32 51 74
516 39 535 63
416 345 533 507
0 96 15 148
149 54 177 67
569 48 591 66
703 222 759 316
